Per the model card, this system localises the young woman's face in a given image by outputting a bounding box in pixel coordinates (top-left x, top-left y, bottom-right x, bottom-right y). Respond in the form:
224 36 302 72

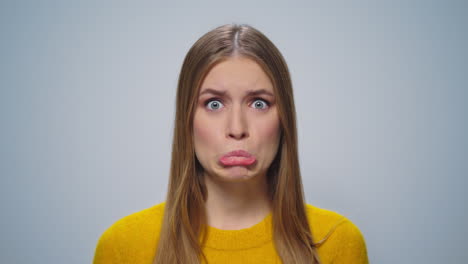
193 56 281 182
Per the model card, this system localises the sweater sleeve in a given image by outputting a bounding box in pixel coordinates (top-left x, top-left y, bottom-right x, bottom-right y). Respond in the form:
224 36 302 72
330 218 369 264
93 227 121 264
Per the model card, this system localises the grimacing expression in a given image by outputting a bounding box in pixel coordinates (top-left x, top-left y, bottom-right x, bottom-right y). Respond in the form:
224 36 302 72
193 56 281 182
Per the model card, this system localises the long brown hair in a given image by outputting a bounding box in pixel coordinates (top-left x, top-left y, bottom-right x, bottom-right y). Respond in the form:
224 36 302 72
153 23 321 264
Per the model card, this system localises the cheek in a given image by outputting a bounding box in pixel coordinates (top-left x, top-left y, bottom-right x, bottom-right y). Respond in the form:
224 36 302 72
193 113 216 151
253 115 281 155
259 114 281 140
267 120 281 138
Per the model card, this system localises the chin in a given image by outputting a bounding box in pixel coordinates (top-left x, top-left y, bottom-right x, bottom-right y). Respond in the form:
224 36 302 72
221 167 261 182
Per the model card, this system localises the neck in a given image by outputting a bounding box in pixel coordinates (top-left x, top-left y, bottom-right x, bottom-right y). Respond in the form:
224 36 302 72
203 171 272 230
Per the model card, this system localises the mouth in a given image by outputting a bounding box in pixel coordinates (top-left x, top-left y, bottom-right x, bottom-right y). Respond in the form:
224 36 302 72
219 150 257 166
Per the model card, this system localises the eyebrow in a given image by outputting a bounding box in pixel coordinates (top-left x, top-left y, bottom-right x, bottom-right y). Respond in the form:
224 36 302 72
199 88 275 97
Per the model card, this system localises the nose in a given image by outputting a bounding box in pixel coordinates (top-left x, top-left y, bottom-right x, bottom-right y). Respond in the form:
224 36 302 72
227 104 249 140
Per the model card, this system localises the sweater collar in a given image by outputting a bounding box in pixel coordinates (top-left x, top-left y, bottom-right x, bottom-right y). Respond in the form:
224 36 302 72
201 212 273 250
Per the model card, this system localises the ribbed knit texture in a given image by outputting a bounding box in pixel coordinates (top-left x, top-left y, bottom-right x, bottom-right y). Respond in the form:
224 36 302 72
93 202 368 264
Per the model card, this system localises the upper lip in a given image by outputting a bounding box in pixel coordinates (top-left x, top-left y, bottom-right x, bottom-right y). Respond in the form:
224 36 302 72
222 149 253 158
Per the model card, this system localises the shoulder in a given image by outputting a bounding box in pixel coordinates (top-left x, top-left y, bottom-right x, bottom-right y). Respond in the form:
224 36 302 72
305 204 369 263
102 201 166 238
93 202 166 263
305 204 349 242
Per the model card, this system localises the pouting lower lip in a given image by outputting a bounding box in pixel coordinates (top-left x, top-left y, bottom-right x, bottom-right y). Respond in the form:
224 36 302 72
219 156 256 166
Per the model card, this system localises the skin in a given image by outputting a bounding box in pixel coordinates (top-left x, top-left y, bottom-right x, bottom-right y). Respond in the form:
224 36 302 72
193 56 281 230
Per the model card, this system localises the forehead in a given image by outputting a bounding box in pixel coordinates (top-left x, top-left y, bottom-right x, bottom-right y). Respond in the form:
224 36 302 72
199 57 274 94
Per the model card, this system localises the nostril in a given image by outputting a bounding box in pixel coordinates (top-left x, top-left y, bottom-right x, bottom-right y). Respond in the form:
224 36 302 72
229 132 248 139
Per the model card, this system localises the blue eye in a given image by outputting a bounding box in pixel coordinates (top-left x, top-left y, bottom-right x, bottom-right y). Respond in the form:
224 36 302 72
252 99 269 109
206 99 224 110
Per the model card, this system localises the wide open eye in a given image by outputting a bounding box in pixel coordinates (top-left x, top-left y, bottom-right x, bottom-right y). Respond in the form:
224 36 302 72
205 99 224 111
251 99 270 110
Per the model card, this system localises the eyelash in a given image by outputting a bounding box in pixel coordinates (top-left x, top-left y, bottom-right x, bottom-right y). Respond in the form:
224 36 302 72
204 97 271 111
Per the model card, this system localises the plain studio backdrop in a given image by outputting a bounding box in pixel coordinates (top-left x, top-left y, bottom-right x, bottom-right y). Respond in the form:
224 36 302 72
1 0 467 263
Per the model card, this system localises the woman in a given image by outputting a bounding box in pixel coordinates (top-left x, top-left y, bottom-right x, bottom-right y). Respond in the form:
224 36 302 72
93 23 369 264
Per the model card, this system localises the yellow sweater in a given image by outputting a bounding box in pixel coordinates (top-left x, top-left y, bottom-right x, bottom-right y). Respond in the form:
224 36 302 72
93 202 368 263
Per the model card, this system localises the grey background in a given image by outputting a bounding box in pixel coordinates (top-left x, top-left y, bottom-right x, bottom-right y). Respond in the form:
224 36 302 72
1 0 467 263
